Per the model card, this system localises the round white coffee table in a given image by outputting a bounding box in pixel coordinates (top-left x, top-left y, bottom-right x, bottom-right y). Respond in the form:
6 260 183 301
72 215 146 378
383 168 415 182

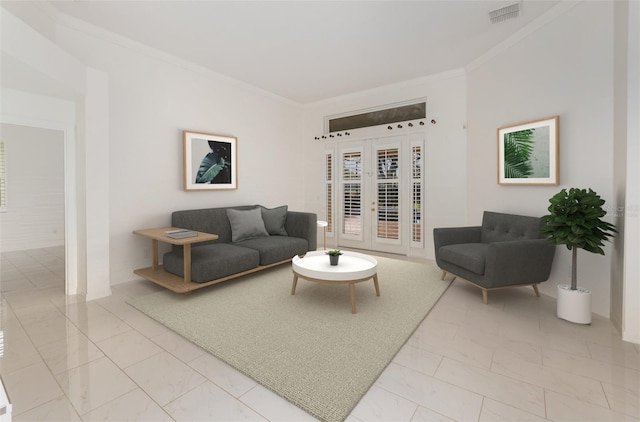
291 250 380 314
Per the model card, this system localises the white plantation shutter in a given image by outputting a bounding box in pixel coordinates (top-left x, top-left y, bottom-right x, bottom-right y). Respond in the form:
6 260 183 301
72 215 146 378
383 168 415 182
411 144 423 244
342 151 362 236
325 152 333 233
376 147 399 240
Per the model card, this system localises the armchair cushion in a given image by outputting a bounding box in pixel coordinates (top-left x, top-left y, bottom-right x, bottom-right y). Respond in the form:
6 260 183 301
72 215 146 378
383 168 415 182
438 243 488 275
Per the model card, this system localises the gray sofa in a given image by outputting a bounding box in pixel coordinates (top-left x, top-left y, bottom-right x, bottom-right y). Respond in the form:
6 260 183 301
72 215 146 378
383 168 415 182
163 205 317 283
433 211 556 303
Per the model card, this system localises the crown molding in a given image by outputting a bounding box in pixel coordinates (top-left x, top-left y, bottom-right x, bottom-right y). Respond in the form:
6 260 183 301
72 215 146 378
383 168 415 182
305 68 466 109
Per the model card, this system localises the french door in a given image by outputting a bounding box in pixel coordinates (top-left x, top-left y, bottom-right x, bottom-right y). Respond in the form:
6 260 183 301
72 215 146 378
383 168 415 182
336 134 423 255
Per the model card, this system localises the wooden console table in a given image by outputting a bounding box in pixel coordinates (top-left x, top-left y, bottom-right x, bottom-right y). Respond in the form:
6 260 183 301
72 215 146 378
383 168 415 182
133 227 218 293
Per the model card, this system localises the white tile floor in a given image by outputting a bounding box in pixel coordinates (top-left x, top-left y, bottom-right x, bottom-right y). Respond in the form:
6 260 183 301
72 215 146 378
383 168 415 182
1 246 639 421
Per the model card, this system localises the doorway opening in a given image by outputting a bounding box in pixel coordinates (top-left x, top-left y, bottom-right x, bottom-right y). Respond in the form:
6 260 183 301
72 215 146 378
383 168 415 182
0 124 66 292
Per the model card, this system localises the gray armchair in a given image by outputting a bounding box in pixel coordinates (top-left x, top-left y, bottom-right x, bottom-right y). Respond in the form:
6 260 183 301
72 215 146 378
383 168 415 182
434 211 556 303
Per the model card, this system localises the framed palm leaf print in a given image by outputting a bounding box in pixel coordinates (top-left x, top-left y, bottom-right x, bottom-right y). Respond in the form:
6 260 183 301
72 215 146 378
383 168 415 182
498 116 559 185
184 131 237 190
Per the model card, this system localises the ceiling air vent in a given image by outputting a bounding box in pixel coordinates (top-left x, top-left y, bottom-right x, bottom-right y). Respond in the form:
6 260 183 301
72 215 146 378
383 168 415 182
489 2 521 24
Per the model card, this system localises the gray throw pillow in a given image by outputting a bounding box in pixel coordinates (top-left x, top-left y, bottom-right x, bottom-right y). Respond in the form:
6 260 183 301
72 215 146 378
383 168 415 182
261 205 288 236
226 207 269 242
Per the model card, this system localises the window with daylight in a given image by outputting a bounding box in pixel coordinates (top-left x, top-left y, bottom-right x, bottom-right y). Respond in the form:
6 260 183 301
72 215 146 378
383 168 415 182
328 101 426 133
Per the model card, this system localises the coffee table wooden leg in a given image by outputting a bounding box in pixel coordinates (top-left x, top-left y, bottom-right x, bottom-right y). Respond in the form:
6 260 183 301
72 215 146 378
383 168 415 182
349 283 356 314
291 274 298 295
373 273 380 296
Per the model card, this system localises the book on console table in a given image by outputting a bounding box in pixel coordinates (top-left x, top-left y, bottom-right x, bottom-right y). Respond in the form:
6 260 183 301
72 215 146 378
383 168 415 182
164 229 198 239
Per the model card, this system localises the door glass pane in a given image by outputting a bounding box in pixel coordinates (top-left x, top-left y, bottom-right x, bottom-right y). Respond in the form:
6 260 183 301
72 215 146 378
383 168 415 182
412 145 422 243
325 153 333 232
343 183 361 235
377 148 398 179
377 182 399 239
412 145 422 178
412 182 421 242
343 152 362 180
342 151 362 236
376 147 399 240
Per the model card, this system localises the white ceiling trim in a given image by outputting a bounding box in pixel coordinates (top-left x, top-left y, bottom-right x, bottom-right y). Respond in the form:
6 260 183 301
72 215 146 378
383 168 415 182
306 68 465 109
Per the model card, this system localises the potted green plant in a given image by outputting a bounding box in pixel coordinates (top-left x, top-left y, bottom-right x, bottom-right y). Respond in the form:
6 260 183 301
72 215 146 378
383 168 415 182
326 249 343 266
541 187 617 324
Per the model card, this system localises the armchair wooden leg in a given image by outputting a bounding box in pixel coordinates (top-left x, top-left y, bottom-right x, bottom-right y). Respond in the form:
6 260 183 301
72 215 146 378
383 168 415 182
440 271 457 283
532 284 540 297
482 289 488 304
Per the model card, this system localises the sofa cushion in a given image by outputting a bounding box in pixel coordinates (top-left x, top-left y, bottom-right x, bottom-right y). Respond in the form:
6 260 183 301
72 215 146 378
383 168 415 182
261 205 288 236
163 244 260 283
235 236 308 266
438 243 488 275
172 205 258 244
226 207 269 242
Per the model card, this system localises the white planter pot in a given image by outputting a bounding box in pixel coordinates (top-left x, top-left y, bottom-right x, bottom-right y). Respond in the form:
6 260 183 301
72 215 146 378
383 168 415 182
557 284 592 324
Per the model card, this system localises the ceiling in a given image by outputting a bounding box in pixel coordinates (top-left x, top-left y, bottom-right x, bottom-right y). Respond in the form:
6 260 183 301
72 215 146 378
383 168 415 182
43 1 560 104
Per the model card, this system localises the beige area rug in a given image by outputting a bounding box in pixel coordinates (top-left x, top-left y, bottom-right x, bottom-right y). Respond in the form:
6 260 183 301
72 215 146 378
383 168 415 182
128 256 451 422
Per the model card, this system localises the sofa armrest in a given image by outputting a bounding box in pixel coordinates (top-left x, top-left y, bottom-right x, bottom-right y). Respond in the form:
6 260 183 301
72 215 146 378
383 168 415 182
484 239 556 286
434 226 482 250
285 211 317 251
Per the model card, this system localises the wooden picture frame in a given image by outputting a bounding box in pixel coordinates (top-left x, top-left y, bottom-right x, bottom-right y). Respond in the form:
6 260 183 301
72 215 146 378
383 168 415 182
498 116 559 185
183 130 237 190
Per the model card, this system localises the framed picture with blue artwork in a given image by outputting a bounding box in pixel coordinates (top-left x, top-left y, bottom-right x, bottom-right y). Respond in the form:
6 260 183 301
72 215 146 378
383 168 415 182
498 116 559 185
183 130 237 191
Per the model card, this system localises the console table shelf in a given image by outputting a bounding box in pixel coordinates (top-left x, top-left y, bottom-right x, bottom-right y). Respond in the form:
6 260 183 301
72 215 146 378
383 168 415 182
133 227 219 293
133 266 199 293
134 259 292 293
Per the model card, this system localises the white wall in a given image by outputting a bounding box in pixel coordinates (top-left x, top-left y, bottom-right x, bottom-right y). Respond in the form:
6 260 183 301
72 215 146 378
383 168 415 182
466 2 615 317
302 70 467 258
82 68 111 300
611 0 629 339
52 17 306 284
0 123 64 251
622 0 640 343
2 7 113 299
